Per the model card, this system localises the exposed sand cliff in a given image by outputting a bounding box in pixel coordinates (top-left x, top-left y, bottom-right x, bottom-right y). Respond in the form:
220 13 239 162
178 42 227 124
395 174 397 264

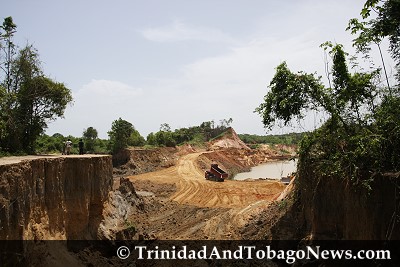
0 155 112 240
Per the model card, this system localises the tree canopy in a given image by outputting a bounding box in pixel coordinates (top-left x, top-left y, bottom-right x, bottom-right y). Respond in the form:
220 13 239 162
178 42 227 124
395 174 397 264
146 118 233 147
0 17 72 153
108 118 135 153
256 43 380 132
83 127 98 152
256 0 399 189
347 0 400 83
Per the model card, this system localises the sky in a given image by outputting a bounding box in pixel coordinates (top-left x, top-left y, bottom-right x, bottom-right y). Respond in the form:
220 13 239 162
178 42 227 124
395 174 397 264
2 0 395 139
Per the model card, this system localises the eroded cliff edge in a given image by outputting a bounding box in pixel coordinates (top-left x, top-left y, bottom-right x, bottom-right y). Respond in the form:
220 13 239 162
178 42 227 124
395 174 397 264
0 155 113 240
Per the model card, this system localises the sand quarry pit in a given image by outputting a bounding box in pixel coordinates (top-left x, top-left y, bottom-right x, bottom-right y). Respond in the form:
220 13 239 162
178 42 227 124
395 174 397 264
130 152 285 208
127 151 287 240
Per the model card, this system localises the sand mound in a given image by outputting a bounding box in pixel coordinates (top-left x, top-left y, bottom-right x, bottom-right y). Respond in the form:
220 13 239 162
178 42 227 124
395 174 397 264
208 127 250 150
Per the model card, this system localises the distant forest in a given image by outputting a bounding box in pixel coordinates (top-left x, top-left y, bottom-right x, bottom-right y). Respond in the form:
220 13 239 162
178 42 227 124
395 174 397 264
238 132 307 145
32 120 305 155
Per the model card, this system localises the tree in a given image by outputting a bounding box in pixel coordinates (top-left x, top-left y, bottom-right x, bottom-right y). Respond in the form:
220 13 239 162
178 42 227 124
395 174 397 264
198 119 233 141
18 78 72 152
256 3 398 188
128 129 146 147
146 132 156 146
255 61 325 130
0 18 72 153
347 0 400 88
108 118 135 153
83 126 98 152
0 17 17 152
256 44 379 132
159 123 171 132
0 16 17 93
154 130 176 147
15 47 72 152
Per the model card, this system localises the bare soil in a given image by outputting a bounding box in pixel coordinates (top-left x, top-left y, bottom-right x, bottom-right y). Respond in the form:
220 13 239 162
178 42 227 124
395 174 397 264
0 154 107 166
126 152 287 240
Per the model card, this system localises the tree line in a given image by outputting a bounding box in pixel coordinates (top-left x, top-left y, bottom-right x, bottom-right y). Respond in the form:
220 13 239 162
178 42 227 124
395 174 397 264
35 117 308 155
0 17 237 156
239 132 307 146
34 118 237 155
146 118 233 148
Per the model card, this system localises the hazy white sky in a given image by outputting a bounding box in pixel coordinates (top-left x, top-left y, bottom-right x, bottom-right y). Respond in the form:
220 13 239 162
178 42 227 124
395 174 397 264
2 0 394 138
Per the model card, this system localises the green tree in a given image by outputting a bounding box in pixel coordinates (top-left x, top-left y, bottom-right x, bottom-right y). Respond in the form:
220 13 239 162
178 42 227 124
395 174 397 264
0 18 72 153
83 126 98 152
159 123 171 132
0 17 17 152
0 16 17 93
35 133 65 154
146 132 156 146
13 47 72 152
256 44 378 132
154 130 176 147
108 118 135 153
128 129 146 147
347 0 400 89
256 42 391 189
16 53 72 152
255 61 326 129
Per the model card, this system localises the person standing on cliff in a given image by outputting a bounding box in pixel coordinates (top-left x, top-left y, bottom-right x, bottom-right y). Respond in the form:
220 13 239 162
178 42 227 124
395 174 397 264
65 139 72 155
79 139 84 155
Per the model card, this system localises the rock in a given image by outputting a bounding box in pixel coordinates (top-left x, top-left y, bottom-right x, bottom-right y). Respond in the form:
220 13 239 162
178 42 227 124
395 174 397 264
0 155 113 240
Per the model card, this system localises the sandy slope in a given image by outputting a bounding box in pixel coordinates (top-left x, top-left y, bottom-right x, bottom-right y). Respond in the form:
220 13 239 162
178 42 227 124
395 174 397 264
127 151 286 239
129 152 285 209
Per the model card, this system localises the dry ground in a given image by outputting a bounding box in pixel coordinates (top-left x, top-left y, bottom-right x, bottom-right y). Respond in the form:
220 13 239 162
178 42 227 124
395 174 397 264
128 152 286 239
0 154 107 166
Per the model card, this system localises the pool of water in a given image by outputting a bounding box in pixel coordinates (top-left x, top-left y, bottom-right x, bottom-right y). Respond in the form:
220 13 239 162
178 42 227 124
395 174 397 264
234 160 297 180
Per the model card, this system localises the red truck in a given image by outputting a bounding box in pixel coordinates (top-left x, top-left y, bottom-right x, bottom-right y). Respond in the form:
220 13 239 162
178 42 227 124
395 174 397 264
205 164 228 182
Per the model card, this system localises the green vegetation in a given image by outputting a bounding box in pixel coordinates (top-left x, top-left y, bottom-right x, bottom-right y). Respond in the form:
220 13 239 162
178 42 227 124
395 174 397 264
0 16 309 157
83 127 98 153
35 132 109 155
256 0 400 190
108 118 139 154
123 220 137 236
239 132 307 146
0 17 72 155
129 128 146 147
33 120 306 155
28 118 236 155
146 118 233 148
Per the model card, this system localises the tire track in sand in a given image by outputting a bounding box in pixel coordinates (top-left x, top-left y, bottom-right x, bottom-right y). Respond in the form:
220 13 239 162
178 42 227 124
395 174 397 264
129 152 285 209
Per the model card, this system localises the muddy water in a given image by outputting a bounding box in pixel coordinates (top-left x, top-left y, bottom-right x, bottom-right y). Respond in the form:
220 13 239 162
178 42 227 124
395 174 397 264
234 160 297 180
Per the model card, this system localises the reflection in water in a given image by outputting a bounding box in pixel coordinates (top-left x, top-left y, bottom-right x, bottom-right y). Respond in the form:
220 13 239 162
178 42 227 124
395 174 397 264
234 160 297 180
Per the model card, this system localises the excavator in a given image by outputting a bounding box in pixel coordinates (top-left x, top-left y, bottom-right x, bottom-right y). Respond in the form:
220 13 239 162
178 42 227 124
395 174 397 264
205 164 228 182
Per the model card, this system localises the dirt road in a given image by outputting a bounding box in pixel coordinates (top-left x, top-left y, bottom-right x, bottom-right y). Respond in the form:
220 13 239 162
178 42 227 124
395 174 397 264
129 152 285 209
